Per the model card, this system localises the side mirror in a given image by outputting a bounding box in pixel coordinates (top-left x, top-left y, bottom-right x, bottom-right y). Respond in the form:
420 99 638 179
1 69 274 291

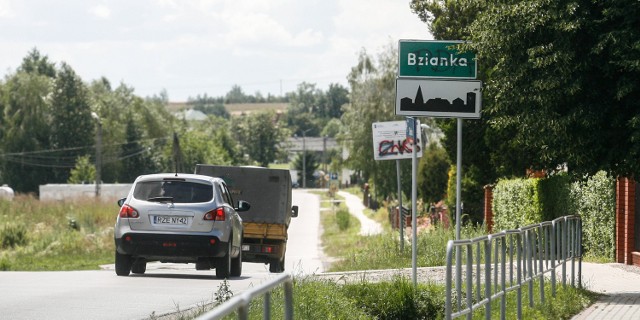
291 205 299 218
236 200 251 212
117 198 126 207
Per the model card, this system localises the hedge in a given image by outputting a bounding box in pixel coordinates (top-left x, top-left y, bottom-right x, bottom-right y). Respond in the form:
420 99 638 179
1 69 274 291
492 171 615 261
570 171 615 260
492 177 543 231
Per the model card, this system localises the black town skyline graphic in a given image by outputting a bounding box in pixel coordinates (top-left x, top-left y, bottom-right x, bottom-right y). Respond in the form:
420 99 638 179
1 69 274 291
400 85 476 113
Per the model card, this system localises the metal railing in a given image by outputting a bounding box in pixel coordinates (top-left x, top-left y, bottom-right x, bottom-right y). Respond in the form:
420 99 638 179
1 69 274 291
445 216 582 320
196 273 294 320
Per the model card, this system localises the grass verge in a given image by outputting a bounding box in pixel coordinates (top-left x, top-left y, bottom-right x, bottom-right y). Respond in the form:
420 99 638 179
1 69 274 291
0 195 116 270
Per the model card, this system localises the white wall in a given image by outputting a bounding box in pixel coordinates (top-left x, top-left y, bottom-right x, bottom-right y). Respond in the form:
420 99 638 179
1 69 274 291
39 184 132 201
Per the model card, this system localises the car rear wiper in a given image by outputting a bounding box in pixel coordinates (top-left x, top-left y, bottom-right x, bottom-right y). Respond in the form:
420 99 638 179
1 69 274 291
147 196 174 203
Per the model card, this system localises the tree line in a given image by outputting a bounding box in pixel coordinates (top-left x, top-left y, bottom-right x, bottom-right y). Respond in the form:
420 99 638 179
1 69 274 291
0 49 350 195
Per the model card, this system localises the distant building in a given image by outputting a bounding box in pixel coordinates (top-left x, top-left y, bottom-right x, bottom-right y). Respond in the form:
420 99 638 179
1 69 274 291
174 109 208 121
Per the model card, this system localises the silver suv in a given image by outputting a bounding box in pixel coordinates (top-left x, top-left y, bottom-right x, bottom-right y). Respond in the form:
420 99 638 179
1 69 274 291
114 173 249 278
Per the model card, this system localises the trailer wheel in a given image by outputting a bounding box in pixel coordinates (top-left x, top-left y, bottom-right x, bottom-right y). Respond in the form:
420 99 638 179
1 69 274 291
269 257 285 273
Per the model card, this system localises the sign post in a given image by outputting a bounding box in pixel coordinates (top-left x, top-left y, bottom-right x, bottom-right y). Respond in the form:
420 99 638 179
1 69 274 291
396 39 480 288
372 121 422 251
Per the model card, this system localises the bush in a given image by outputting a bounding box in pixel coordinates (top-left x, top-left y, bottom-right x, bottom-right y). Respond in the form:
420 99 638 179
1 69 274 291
1 222 28 249
492 178 543 230
336 208 350 230
341 277 445 319
570 171 615 260
538 173 572 220
492 171 615 261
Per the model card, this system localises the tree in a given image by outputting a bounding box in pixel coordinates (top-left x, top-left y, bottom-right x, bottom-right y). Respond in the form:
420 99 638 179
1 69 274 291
49 63 95 183
232 111 288 167
418 142 451 204
188 94 229 119
0 53 56 193
468 0 640 177
413 0 640 178
286 82 324 136
292 151 320 188
118 114 158 182
225 85 247 104
68 155 96 184
341 46 416 199
323 83 349 119
18 48 56 78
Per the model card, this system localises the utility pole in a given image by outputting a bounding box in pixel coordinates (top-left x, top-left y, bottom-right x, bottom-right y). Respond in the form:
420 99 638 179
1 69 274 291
91 112 102 197
302 132 307 188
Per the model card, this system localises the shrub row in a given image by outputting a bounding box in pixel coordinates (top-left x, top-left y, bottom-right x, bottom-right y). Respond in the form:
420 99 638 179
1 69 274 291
492 171 615 260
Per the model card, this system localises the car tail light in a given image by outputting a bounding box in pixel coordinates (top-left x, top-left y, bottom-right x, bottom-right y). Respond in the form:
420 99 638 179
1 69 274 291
119 204 139 218
204 207 225 221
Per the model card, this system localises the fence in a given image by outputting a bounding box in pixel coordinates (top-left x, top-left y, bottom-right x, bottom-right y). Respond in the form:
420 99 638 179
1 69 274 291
195 273 294 320
445 216 582 320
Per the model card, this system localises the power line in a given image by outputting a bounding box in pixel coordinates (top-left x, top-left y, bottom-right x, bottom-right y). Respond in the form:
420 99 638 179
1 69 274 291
0 136 170 169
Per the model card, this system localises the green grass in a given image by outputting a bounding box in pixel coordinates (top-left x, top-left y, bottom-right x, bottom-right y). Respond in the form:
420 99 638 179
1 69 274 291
0 190 598 320
0 195 116 271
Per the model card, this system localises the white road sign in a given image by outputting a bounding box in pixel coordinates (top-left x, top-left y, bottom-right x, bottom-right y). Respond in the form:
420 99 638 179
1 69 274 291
372 121 423 161
395 78 482 118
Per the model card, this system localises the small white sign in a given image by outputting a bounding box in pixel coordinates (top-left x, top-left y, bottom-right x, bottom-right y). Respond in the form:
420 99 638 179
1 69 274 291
396 78 482 118
372 121 423 161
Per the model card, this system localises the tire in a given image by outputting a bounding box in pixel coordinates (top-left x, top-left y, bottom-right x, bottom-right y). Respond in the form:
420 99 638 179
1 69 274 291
131 259 146 274
115 251 132 276
216 241 231 279
269 257 285 273
195 259 211 270
230 246 243 277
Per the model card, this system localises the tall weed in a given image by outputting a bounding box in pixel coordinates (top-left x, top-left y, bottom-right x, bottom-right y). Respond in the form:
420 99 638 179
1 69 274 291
1 222 28 248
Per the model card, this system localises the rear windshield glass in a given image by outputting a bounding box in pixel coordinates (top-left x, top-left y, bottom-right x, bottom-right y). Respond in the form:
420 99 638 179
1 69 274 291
133 180 214 203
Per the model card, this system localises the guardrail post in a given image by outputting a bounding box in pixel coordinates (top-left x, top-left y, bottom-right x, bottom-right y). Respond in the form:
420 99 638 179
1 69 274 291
445 241 454 320
516 232 522 320
578 218 583 289
551 220 557 296
264 291 271 320
537 226 544 305
284 279 294 320
500 237 507 320
466 244 473 320
484 237 492 320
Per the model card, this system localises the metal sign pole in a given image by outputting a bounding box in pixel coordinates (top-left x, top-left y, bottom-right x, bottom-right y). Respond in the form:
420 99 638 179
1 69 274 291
455 118 463 298
396 159 404 251
411 117 418 288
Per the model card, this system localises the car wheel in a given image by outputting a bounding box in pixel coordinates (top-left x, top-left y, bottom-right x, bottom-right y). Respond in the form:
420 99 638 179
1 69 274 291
115 251 132 276
195 258 211 270
269 257 285 273
230 245 243 277
131 259 146 274
216 241 231 279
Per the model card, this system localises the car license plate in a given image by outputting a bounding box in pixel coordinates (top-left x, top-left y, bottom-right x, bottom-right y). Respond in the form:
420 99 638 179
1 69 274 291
242 245 250 251
154 216 188 225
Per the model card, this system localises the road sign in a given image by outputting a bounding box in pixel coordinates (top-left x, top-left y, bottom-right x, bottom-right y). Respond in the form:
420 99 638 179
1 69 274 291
395 78 482 118
398 40 477 79
372 121 423 161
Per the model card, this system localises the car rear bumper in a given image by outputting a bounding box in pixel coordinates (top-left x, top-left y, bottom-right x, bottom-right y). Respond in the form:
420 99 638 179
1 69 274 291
115 233 228 261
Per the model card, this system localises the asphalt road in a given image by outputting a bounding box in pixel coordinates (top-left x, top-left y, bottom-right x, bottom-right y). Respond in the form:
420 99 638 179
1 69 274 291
0 189 322 320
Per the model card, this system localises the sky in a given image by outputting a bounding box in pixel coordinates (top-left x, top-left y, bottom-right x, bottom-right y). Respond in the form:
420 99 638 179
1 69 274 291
0 0 432 102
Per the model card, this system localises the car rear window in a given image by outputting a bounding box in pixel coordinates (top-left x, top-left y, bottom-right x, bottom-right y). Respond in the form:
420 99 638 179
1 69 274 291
133 180 214 203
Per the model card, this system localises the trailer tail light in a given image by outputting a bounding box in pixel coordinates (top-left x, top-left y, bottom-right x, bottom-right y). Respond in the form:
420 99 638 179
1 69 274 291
119 204 139 218
262 246 274 253
204 207 225 221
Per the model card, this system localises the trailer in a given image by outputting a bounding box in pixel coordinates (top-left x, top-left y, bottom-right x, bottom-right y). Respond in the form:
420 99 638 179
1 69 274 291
195 165 298 273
